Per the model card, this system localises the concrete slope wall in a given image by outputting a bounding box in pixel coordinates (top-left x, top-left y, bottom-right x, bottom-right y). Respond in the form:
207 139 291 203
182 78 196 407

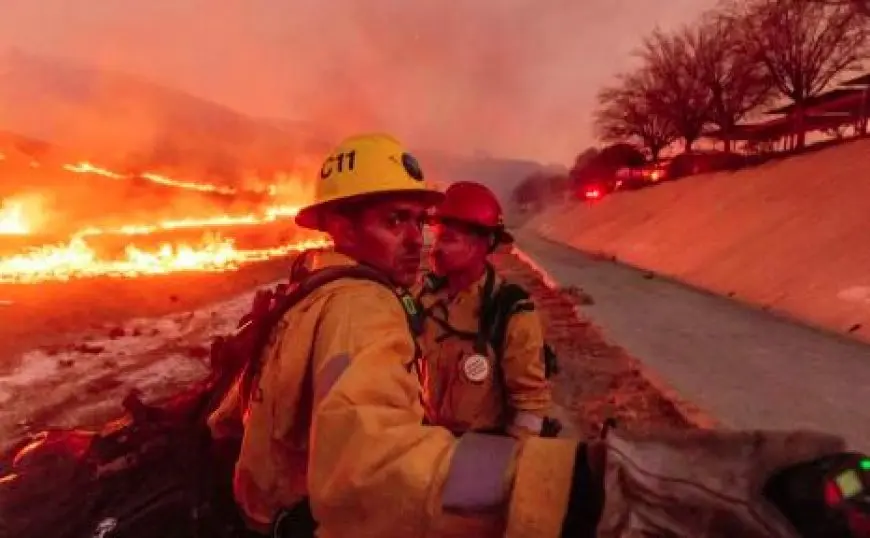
525 138 870 343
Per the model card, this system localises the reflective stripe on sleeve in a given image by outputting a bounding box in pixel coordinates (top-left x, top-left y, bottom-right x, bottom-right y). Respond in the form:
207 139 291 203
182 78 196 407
441 433 518 511
314 353 351 407
512 412 544 435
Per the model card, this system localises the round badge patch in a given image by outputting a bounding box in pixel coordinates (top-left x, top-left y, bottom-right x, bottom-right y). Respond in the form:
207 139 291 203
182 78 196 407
401 152 424 181
461 353 490 383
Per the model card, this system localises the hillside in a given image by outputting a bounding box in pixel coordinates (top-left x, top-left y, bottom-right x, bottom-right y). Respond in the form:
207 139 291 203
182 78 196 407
0 49 554 195
0 50 316 178
418 150 562 204
524 138 870 343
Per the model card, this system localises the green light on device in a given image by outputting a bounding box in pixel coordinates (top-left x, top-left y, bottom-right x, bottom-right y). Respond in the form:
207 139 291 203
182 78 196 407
860 459 870 471
836 470 863 498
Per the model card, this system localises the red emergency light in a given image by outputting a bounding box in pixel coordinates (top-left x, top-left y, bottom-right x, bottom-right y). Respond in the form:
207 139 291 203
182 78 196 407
584 187 603 200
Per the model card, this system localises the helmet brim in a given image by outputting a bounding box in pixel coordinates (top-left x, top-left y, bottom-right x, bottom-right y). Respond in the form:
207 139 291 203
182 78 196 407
429 215 515 246
295 189 445 231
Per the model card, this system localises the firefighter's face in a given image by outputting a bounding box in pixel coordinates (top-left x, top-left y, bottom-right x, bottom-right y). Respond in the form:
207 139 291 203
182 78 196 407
350 198 428 287
430 220 490 276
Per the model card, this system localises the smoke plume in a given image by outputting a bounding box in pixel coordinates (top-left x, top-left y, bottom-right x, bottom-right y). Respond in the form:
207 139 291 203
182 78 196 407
0 0 717 165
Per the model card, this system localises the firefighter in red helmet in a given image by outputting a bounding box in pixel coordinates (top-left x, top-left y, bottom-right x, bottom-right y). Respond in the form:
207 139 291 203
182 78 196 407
416 181 556 441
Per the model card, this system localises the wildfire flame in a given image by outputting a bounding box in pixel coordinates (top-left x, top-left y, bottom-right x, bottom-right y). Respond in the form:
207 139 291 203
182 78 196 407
0 235 329 283
0 201 28 235
0 194 47 235
61 161 266 196
0 160 327 283
75 205 300 238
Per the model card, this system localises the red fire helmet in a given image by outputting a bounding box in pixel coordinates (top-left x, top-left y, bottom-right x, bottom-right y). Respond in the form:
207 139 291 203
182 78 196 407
431 181 514 244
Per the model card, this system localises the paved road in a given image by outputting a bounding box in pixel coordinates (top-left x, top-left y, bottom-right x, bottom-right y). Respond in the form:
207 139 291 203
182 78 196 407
516 229 870 451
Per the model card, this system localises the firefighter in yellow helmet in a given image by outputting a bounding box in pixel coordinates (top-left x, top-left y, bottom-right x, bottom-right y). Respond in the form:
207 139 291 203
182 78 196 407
210 132 850 538
415 181 554 439
214 132 595 538
217 133 436 533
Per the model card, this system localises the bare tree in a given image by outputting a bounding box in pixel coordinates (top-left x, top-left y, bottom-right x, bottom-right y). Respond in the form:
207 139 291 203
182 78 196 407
595 70 677 160
732 0 870 148
688 14 775 152
804 0 870 16
637 28 712 151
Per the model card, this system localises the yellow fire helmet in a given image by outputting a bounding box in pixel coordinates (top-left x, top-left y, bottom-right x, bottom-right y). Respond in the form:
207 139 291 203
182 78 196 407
295 133 445 230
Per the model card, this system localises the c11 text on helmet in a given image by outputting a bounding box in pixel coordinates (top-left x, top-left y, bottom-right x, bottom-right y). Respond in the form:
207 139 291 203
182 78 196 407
320 150 357 180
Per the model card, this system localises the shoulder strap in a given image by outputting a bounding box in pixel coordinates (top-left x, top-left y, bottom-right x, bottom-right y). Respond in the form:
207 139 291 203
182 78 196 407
483 280 533 361
252 264 397 335
485 282 559 378
239 263 420 408
420 272 448 295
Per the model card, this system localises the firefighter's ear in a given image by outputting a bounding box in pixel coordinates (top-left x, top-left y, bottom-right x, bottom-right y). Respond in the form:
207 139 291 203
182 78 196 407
322 209 358 248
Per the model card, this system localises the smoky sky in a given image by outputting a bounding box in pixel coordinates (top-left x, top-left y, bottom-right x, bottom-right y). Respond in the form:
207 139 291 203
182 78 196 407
0 0 717 164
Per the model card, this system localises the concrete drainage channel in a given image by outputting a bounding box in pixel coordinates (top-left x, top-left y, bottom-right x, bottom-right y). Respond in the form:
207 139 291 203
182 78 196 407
510 245 719 430
509 232 870 452
493 247 710 438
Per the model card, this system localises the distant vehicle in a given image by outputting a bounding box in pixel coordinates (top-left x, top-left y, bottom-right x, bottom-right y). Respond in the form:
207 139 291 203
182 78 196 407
665 151 746 180
614 151 747 188
615 161 669 189
574 171 622 201
580 182 607 201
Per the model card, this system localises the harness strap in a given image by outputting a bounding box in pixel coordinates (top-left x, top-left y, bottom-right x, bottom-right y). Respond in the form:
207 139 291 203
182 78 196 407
239 263 420 410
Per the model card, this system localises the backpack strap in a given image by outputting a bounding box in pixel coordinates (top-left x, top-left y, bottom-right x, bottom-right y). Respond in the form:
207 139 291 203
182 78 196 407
481 278 563 436
418 266 557 379
238 263 422 410
483 275 559 370
483 280 532 360
419 272 448 298
473 265 499 354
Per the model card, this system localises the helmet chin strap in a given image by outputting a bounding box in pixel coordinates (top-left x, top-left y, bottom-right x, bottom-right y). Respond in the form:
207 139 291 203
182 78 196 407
487 233 500 254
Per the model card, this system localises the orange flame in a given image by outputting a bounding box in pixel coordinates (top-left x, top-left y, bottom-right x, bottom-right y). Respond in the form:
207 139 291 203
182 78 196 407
0 234 329 283
75 204 300 238
0 161 323 282
0 194 48 236
62 161 245 196
0 201 29 235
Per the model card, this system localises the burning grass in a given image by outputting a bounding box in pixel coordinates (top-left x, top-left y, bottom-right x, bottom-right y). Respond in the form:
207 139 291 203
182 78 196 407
0 156 327 282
